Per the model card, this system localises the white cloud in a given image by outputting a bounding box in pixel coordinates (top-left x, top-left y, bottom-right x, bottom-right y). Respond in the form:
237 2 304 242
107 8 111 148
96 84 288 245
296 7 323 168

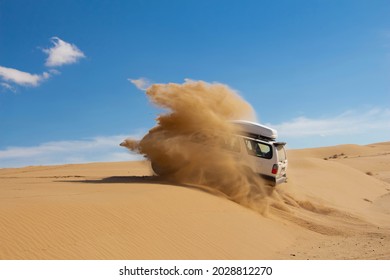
0 37 84 90
267 108 390 138
0 134 145 168
0 66 50 87
44 37 85 67
128 77 152 91
1 82 16 92
48 68 61 75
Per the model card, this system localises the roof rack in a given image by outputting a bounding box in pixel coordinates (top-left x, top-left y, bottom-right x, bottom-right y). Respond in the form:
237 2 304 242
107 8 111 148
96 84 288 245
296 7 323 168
231 120 277 141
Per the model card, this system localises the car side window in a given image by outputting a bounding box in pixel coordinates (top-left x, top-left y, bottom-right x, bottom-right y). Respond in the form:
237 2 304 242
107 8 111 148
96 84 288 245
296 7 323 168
256 142 272 159
244 139 254 154
244 138 272 159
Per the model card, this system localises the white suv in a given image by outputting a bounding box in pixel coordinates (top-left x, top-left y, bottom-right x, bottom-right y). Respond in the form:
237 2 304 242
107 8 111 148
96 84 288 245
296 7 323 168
229 120 288 186
148 120 288 186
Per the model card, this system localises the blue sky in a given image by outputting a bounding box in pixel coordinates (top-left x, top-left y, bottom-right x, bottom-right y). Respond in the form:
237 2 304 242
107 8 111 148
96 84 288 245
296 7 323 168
1 0 389 167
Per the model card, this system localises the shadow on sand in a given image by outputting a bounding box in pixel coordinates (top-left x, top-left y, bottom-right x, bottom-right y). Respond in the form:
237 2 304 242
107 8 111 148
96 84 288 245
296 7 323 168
62 175 163 184
56 175 230 199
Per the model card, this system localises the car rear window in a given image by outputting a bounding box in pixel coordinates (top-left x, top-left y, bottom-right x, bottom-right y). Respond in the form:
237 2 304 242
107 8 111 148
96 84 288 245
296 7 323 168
276 145 286 161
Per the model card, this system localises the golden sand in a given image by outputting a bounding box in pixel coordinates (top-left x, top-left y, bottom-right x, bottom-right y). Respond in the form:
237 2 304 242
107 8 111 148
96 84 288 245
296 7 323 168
1 142 389 259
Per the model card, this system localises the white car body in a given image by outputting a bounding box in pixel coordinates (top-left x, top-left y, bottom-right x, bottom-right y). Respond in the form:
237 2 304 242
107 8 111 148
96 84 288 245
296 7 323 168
229 120 288 186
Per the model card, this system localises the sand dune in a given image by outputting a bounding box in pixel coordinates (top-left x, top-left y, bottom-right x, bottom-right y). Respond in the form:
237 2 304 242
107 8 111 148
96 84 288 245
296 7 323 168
0 142 389 259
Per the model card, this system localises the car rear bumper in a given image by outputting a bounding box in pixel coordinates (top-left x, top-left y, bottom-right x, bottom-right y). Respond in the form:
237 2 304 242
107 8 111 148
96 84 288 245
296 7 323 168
260 174 287 186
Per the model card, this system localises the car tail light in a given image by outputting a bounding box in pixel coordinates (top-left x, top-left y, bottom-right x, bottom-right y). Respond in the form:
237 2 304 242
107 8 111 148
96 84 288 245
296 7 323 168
272 164 278 174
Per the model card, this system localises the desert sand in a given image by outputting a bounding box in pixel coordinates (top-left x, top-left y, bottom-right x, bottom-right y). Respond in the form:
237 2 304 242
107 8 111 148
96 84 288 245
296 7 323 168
0 142 389 260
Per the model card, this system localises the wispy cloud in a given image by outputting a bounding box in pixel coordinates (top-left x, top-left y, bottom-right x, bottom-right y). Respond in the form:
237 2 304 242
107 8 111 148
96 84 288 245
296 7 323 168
0 66 50 87
267 108 390 140
1 82 16 92
0 134 144 168
128 77 152 91
44 37 85 67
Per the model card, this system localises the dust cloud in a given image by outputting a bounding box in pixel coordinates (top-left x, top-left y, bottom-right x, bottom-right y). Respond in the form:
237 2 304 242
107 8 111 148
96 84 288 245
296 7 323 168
121 80 273 212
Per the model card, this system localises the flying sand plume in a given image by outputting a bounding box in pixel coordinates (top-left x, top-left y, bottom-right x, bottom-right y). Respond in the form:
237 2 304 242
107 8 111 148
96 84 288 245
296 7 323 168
122 80 273 212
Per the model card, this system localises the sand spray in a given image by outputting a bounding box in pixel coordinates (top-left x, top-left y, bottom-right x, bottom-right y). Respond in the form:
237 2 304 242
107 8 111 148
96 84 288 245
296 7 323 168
121 80 273 213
